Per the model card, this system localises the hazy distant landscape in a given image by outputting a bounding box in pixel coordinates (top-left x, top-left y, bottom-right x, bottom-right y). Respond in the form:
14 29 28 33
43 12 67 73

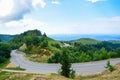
49 34 120 41
1 34 120 42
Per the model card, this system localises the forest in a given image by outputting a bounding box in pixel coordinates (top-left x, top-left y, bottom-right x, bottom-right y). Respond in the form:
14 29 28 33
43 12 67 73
48 40 120 63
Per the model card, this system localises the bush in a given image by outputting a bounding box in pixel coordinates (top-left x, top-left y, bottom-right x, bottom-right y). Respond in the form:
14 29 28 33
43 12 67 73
69 69 75 79
0 42 11 64
105 60 115 72
48 52 61 63
0 56 6 63
51 43 61 49
40 40 48 48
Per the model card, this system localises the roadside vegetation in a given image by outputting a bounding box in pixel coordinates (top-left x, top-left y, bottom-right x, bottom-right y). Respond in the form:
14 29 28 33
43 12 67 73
60 49 75 78
0 71 32 80
48 43 120 63
105 60 115 72
0 62 120 80
5 67 25 71
0 41 12 68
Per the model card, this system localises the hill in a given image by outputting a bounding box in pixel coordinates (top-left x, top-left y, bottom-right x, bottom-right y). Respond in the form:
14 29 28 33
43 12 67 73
49 34 120 41
70 38 100 45
108 40 120 44
0 34 16 42
10 29 63 62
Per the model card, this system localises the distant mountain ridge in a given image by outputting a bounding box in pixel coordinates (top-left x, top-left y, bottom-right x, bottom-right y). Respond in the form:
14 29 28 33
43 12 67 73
1 30 120 42
0 34 16 42
70 38 100 45
49 34 120 41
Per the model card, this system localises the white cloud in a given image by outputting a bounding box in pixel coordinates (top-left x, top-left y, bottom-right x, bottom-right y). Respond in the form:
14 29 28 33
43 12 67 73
51 0 60 5
87 0 106 3
0 16 120 35
32 0 46 8
0 0 48 35
70 16 120 34
0 0 14 17
3 19 47 34
0 0 46 22
44 16 120 34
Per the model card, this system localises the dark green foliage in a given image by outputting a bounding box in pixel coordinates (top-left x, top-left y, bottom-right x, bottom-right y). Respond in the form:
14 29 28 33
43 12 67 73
62 40 120 63
25 36 41 46
93 51 100 61
91 41 120 51
99 47 109 60
106 61 115 72
40 40 48 48
21 29 42 36
10 29 42 48
48 52 61 63
60 49 75 78
116 48 120 57
43 32 47 37
60 49 71 77
49 39 120 63
0 56 6 63
0 42 11 64
0 39 2 42
79 52 91 62
69 69 75 79
51 43 61 49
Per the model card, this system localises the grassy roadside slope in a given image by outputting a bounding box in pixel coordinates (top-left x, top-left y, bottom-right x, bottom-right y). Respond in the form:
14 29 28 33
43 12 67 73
0 63 120 80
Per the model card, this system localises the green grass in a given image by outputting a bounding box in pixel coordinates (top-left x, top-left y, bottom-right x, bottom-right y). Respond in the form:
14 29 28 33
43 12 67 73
46 37 63 52
0 71 120 80
5 67 25 71
0 71 32 80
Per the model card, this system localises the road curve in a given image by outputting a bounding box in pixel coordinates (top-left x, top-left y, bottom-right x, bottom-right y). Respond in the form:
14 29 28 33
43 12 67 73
10 50 120 75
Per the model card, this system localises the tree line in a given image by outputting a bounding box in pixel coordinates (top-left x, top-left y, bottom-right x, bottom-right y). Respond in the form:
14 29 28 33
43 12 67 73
48 41 120 63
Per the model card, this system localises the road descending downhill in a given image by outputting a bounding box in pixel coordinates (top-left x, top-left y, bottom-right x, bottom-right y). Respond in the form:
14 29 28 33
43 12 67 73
10 50 120 75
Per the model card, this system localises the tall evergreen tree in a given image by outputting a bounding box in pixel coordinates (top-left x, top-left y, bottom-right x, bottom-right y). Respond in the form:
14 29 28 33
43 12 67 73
43 32 47 37
60 49 75 78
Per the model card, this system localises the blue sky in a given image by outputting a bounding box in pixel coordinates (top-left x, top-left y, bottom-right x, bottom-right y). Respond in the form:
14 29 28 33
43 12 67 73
0 0 120 34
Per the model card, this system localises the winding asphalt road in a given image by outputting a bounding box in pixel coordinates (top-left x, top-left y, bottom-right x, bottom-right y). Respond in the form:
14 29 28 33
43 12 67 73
10 50 120 75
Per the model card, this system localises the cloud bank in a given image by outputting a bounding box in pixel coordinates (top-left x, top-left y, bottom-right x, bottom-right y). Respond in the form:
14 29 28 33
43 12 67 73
0 0 46 22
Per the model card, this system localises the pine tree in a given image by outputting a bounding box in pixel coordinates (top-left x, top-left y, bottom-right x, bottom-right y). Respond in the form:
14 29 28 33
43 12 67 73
43 32 47 37
60 49 75 78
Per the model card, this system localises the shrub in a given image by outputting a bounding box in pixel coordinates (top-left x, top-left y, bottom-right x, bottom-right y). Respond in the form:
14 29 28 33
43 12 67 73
105 60 115 72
